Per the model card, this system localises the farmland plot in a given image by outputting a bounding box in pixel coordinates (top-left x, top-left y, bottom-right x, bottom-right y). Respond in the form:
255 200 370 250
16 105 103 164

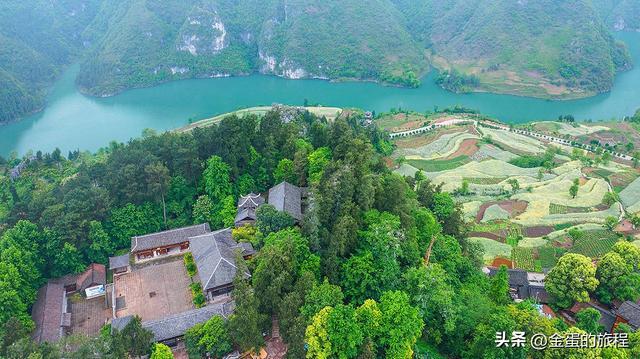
620 177 640 213
469 237 512 262
480 127 546 154
569 230 620 258
397 132 479 160
514 178 609 208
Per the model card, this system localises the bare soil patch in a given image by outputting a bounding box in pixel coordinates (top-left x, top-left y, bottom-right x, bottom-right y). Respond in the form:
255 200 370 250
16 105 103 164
491 257 514 268
476 200 528 223
468 231 504 241
523 226 554 238
447 139 479 159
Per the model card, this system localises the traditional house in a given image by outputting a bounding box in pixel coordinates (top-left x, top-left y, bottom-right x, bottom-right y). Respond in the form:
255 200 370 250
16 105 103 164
189 228 253 300
142 301 234 347
109 254 131 275
566 301 617 333
615 301 640 331
268 181 304 221
31 264 107 343
31 283 67 343
130 223 210 262
234 193 265 227
486 268 550 303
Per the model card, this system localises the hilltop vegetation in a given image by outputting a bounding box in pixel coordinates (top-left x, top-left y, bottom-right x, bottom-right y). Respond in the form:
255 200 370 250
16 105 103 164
595 0 640 31
0 0 100 122
1 108 640 357
393 0 632 98
0 0 635 123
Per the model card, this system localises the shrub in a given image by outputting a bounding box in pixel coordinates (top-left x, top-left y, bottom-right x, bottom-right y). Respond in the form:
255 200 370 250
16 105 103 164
184 252 197 277
190 282 206 308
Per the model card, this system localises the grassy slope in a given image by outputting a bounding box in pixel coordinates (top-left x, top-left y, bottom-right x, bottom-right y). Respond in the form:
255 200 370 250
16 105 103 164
594 0 640 31
392 0 632 99
0 0 101 123
258 0 426 85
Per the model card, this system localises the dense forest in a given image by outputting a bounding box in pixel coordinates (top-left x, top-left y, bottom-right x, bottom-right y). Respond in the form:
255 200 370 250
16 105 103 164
0 108 639 358
0 0 637 123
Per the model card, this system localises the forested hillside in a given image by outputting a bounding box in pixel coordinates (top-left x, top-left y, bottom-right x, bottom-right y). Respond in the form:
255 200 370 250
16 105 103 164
0 0 100 123
0 0 635 124
1 108 640 357
594 0 640 31
392 0 632 98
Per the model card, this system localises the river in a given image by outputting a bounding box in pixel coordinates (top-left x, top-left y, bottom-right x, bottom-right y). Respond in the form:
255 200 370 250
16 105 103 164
1 32 639 156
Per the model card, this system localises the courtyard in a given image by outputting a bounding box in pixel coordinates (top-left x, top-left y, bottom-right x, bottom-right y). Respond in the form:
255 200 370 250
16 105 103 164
113 256 194 322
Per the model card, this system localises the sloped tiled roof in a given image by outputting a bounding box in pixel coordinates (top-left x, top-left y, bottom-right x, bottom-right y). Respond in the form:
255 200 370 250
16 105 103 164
131 223 210 253
268 181 302 220
238 193 264 209
618 301 640 328
111 315 133 334
31 283 65 343
189 229 251 292
234 208 257 225
109 254 130 270
143 301 231 342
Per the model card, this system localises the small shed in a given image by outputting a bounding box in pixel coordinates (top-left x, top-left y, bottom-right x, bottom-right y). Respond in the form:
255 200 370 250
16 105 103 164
109 254 131 275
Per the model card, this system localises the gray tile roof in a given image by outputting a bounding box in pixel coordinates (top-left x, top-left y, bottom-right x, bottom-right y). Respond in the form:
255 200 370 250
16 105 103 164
31 283 65 343
189 229 250 292
268 181 302 220
142 301 232 342
618 301 640 328
238 193 264 209
109 254 130 270
131 223 210 253
234 208 257 225
111 315 133 334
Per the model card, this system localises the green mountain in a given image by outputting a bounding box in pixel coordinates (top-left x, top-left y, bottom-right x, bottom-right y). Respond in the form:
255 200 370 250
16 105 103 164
0 0 100 122
0 0 635 124
392 0 632 98
76 0 426 96
594 0 640 31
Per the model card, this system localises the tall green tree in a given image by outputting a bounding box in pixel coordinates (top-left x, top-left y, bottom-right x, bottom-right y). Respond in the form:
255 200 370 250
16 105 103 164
378 291 424 359
489 265 511 305
546 253 598 308
87 221 113 265
227 254 266 353
150 343 174 359
203 156 233 203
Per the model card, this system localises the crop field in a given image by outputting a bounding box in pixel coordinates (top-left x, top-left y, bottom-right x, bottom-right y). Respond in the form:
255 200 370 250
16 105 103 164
620 177 640 210
480 127 546 154
548 203 591 215
569 230 620 258
376 112 428 132
512 247 538 272
469 237 513 262
406 156 470 172
398 132 479 160
392 120 640 267
464 177 507 185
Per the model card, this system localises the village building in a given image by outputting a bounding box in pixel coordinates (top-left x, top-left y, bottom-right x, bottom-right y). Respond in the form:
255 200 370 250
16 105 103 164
108 254 130 276
31 264 107 343
486 267 550 303
130 223 210 262
268 181 305 222
564 301 617 333
189 228 254 299
234 193 265 227
614 301 640 331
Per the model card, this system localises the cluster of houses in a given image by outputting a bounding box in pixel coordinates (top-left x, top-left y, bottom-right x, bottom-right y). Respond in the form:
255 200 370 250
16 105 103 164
30 181 307 350
485 267 640 332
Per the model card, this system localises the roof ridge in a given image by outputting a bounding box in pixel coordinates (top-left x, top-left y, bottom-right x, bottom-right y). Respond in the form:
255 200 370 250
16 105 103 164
136 223 206 239
204 257 223 290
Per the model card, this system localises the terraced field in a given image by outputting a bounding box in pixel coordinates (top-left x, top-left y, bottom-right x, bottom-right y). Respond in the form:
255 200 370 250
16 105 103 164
392 117 640 268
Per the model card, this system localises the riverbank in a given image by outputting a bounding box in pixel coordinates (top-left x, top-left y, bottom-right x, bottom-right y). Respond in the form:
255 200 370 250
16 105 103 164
175 106 343 132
